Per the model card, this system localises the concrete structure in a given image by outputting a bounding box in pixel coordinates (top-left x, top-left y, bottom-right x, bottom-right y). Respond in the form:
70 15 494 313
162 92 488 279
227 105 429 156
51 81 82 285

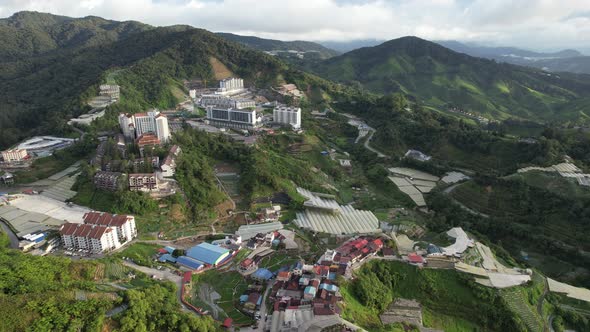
161 145 181 178
68 109 106 126
206 106 261 129
273 106 302 129
186 242 230 266
218 77 244 94
99 84 120 101
118 110 170 143
1 149 28 162
16 136 75 156
60 223 121 253
93 171 124 191
379 298 423 328
200 95 255 110
129 173 159 192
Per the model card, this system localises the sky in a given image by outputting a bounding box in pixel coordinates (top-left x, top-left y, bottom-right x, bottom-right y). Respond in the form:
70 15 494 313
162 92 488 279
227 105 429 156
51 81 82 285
1 0 589 53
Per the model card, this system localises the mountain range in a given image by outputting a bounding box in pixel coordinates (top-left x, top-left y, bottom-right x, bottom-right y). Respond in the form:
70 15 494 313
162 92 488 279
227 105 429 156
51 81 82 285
437 40 590 75
2 11 590 149
310 37 590 121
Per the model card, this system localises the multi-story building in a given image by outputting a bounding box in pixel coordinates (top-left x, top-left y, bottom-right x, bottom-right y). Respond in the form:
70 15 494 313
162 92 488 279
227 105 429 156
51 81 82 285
93 171 124 191
200 95 255 110
118 110 170 143
128 173 159 192
99 84 120 101
83 211 137 243
273 106 302 129
206 107 261 130
59 223 121 253
218 77 244 94
161 145 181 178
1 149 28 162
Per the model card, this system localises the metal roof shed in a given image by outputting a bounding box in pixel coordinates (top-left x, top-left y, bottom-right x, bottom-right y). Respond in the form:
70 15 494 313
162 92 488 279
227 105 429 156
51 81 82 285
186 242 230 265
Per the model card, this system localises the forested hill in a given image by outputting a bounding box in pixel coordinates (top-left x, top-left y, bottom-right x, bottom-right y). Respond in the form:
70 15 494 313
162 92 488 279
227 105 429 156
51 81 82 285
0 11 151 61
311 36 590 122
216 32 340 59
0 12 290 149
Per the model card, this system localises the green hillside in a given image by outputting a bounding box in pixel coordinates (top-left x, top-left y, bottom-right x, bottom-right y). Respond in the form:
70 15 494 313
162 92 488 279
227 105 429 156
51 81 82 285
0 12 289 148
311 36 590 122
216 32 339 59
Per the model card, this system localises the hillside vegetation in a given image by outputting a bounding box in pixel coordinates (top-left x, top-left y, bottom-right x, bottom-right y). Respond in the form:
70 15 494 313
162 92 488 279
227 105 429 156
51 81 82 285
0 12 286 149
312 36 590 122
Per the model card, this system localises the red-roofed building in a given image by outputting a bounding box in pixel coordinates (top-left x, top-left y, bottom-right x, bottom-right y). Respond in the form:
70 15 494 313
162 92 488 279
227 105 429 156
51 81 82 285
183 272 193 284
222 318 232 329
407 253 425 265
60 223 121 253
135 133 161 147
369 239 384 251
240 258 257 271
83 211 137 243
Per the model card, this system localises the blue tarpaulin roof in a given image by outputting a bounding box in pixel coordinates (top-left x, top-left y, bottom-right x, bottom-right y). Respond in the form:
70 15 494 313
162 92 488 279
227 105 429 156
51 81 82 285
252 268 273 280
159 253 177 263
187 243 230 265
177 256 204 270
164 246 176 254
239 294 249 303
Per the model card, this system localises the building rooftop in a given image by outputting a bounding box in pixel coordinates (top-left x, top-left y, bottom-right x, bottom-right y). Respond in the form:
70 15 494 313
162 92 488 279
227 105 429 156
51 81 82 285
186 242 230 265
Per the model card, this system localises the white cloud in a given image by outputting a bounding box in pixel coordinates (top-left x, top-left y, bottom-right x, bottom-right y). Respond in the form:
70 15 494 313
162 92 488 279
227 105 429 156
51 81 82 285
0 0 588 52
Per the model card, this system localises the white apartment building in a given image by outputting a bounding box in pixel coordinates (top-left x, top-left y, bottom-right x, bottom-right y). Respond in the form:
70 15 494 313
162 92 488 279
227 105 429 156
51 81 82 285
200 95 256 110
218 77 244 94
273 106 302 129
118 110 170 143
206 106 261 129
1 149 28 162
60 223 121 253
83 211 137 243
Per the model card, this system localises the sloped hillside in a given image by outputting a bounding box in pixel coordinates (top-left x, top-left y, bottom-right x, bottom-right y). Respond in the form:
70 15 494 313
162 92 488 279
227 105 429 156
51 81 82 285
312 36 590 122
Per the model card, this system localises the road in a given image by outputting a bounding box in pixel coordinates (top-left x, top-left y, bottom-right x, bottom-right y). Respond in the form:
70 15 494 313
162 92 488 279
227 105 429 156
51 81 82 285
238 279 274 332
363 129 387 158
0 220 19 249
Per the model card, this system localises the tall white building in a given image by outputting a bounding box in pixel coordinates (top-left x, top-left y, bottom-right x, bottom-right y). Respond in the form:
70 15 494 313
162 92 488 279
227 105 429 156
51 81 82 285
83 212 137 243
218 77 244 94
59 223 121 253
206 106 261 129
273 106 302 129
118 110 170 143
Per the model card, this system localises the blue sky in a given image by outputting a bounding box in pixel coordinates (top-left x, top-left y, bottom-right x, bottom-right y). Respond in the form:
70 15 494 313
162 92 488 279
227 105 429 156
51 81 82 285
1 0 589 53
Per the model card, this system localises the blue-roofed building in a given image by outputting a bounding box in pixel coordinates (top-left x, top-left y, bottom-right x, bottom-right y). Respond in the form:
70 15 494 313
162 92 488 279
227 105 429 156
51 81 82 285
177 256 204 270
239 294 249 303
304 286 317 299
251 268 273 281
158 253 177 263
187 242 230 266
164 246 176 254
319 283 339 292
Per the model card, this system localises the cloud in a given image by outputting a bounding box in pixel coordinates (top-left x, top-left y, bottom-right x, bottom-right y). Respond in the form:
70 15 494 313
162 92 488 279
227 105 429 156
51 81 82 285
0 0 588 51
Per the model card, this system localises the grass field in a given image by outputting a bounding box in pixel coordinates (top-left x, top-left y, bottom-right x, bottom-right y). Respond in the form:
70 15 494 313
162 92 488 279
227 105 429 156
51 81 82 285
192 270 254 325
116 243 160 267
257 252 298 272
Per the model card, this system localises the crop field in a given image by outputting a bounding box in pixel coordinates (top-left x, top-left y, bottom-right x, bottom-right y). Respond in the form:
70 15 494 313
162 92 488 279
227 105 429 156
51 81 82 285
500 287 544 332
217 174 240 197
105 262 129 280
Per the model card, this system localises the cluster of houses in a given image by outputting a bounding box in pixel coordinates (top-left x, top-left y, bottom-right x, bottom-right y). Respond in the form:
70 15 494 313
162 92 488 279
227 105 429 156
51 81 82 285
91 143 181 195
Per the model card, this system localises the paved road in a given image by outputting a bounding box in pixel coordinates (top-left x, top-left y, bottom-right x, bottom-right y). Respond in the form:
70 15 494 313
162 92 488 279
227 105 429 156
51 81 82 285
363 129 387 158
0 220 19 249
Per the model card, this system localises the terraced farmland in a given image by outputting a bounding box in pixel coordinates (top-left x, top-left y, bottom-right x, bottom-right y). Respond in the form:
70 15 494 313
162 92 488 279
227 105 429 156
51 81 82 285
105 262 130 280
500 287 544 332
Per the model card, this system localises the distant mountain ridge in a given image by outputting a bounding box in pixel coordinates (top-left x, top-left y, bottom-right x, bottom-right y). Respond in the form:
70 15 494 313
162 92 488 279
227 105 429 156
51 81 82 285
216 32 339 59
318 39 385 53
437 40 590 74
311 36 590 121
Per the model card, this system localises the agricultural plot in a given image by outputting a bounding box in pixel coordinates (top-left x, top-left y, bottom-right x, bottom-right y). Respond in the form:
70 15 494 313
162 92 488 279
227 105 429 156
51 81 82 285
105 262 129 280
500 288 544 332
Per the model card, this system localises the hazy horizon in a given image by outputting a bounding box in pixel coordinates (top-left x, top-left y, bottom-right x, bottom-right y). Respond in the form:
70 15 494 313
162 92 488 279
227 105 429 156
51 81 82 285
1 0 589 54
